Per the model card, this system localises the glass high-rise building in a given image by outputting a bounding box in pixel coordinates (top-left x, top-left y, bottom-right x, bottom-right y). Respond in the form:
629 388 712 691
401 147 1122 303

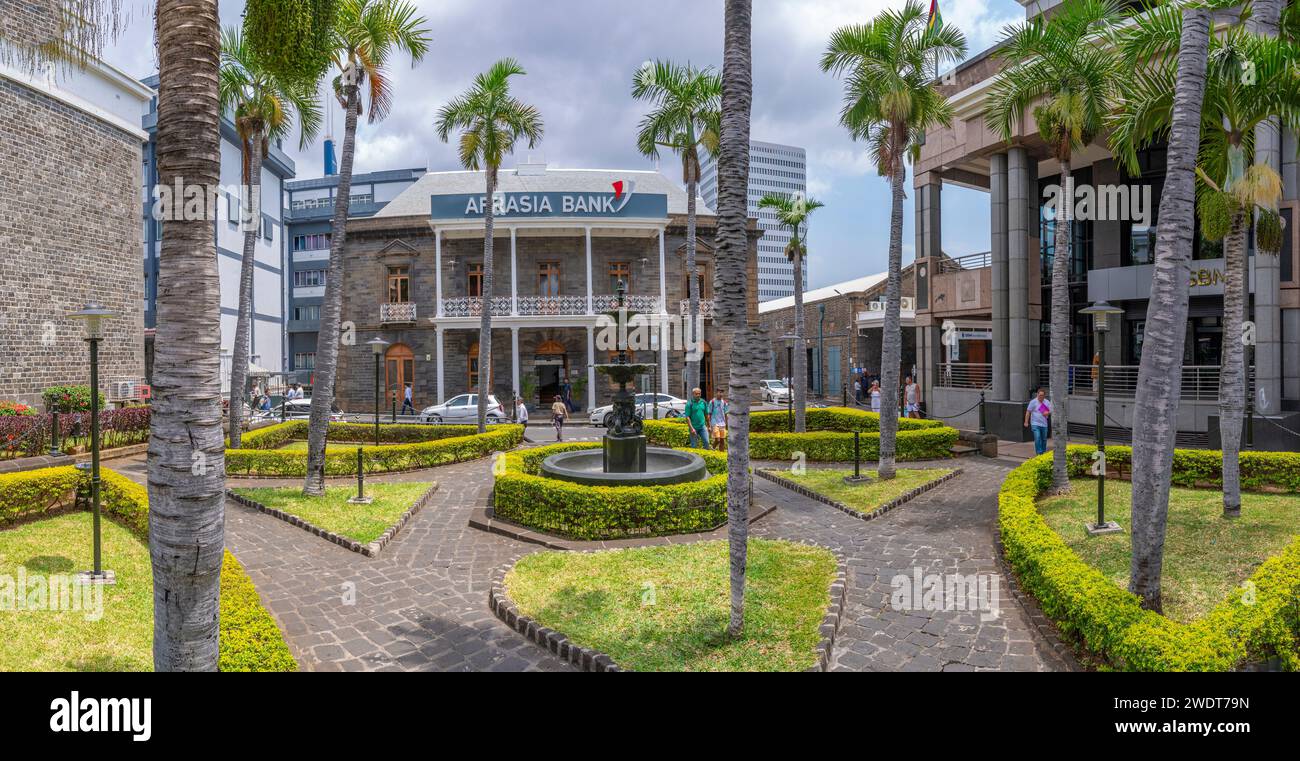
699 139 807 302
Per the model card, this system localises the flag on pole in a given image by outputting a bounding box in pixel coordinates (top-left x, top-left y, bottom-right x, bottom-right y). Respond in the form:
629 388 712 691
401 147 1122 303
928 0 942 30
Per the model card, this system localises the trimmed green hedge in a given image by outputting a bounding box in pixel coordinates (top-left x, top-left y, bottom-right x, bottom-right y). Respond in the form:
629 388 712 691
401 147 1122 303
0 466 296 672
999 445 1300 671
227 421 523 476
644 406 957 462
492 443 730 540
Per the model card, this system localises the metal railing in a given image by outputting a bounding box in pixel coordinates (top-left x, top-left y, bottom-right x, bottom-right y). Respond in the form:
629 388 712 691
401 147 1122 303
441 296 514 317
1035 364 1253 402
936 363 993 390
937 251 992 273
592 294 660 313
379 302 417 323
678 299 716 318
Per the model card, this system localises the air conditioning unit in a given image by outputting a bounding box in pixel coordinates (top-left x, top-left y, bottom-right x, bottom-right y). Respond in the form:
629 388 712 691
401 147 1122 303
108 379 148 401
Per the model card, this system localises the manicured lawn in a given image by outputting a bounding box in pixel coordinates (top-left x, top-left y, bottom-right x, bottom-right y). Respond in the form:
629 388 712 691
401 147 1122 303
764 467 955 514
1038 479 1300 623
232 482 431 544
275 440 375 453
505 539 837 672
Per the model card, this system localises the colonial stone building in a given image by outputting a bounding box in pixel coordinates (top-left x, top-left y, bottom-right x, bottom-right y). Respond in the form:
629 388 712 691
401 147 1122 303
332 163 760 412
0 12 150 406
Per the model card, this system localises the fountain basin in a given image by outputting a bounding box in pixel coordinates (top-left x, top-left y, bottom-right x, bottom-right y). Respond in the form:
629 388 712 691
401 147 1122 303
540 447 708 487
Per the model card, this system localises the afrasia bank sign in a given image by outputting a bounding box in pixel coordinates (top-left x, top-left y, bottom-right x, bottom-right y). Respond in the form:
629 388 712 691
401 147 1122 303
430 180 668 220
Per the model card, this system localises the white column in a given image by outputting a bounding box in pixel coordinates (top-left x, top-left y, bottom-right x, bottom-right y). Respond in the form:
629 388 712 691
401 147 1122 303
434 228 443 317
586 325 596 410
659 319 669 395
511 326 520 398
658 227 667 314
510 227 518 315
435 326 445 404
585 225 594 315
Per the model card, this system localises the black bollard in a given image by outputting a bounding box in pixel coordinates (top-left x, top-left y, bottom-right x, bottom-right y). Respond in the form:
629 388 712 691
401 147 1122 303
392 398 397 423
355 447 365 501
48 411 61 457
978 391 987 436
854 430 860 479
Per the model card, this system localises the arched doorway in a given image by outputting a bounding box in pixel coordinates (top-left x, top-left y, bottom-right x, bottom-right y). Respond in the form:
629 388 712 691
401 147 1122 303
535 338 568 404
384 343 414 407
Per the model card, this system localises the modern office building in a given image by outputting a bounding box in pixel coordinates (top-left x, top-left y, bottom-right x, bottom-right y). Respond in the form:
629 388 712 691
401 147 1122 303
330 161 760 414
701 139 807 303
911 0 1299 447
283 167 426 382
140 76 296 390
0 16 150 407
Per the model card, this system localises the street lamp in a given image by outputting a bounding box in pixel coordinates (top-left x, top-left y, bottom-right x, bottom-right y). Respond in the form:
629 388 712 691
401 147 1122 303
650 329 660 421
366 337 389 447
1079 301 1123 537
68 303 116 585
782 333 797 432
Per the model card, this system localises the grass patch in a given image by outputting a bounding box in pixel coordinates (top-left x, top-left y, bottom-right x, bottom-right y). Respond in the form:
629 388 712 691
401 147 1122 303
232 482 431 544
1038 479 1300 623
505 539 837 672
764 467 954 514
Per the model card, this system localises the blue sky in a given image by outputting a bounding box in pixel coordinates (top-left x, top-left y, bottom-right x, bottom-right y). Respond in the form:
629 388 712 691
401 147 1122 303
103 0 1026 291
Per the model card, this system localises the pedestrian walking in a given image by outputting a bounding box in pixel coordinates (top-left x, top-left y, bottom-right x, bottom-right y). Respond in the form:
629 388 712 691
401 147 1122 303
853 378 862 402
869 380 881 414
708 390 729 451
903 375 921 419
551 397 567 440
401 383 415 415
1024 387 1052 456
684 387 710 450
515 397 529 425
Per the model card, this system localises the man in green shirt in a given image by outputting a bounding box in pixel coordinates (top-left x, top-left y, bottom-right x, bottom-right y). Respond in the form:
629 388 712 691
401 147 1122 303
684 387 710 449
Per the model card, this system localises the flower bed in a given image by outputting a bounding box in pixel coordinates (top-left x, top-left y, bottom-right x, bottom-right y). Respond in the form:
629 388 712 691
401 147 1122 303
998 445 1300 671
225 420 523 477
1 408 151 460
492 442 729 540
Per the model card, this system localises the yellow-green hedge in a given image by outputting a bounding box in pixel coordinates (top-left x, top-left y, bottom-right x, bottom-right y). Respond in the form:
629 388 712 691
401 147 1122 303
999 445 1300 671
227 422 523 476
492 443 730 540
643 406 957 462
0 466 296 672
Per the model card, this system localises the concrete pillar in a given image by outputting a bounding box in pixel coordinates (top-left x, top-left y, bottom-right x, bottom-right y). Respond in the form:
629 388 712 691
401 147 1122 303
1008 147 1033 399
914 173 942 260
1026 155 1040 390
658 227 667 314
659 319 669 394
510 227 518 315
1253 125 1283 414
434 228 443 317
586 325 596 410
511 326 520 398
435 326 445 403
585 226 593 315
1284 127 1299 404
990 152 1010 400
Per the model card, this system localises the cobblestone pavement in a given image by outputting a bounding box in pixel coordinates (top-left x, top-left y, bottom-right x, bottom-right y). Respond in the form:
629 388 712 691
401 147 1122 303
111 448 1071 672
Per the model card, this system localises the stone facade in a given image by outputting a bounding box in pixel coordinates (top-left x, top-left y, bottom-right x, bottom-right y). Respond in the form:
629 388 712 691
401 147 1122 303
0 75 145 407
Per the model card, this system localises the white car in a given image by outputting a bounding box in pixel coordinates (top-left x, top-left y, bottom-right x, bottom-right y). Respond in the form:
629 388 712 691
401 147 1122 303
421 394 506 424
258 397 344 421
760 379 790 404
590 393 686 427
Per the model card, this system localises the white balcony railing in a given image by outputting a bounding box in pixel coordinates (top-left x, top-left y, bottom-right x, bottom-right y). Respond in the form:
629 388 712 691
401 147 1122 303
1035 364 1253 402
441 296 513 317
516 295 588 316
936 363 993 390
678 299 716 318
435 294 666 318
380 302 417 324
593 294 661 313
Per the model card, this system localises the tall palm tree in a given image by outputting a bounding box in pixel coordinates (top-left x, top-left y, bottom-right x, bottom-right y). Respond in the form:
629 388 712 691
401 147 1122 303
1108 1 1212 613
631 61 721 394
303 0 430 496
822 0 966 481
717 0 758 638
220 26 322 449
985 0 1123 493
757 192 823 431
435 59 544 433
150 0 227 670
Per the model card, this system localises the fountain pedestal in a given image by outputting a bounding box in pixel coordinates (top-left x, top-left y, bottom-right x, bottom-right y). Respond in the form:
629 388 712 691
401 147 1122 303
604 434 647 473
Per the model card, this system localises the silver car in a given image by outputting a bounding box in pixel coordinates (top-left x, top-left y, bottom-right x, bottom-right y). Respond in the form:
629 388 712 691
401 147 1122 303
590 393 686 427
760 379 790 404
420 394 506 424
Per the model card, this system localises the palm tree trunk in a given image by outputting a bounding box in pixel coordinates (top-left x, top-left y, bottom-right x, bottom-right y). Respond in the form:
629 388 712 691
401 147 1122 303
303 73 360 496
1129 6 1210 613
228 135 264 449
150 0 225 671
792 246 807 432
718 0 753 639
876 127 906 481
685 168 701 395
1219 209 1247 517
1048 159 1072 492
477 164 497 433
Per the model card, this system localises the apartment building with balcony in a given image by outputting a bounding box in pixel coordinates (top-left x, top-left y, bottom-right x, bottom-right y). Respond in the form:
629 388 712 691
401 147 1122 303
913 0 1300 447
283 167 426 382
331 161 760 412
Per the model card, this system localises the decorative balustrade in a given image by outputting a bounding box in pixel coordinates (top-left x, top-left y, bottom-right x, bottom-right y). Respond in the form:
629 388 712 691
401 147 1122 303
678 299 716 319
379 302 417 324
592 294 661 313
435 294 665 318
441 296 513 317
515 295 589 316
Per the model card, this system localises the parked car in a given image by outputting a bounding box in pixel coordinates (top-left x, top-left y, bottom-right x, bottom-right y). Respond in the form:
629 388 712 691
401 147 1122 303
760 379 790 404
590 393 686 427
421 394 506 424
258 397 344 421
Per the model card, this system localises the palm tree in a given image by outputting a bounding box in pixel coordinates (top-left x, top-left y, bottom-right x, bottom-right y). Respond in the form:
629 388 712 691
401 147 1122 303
632 61 721 394
822 0 966 481
150 0 226 670
985 0 1123 493
303 0 430 496
1108 1 1212 613
435 59 544 433
220 26 322 449
757 192 823 431
717 0 758 638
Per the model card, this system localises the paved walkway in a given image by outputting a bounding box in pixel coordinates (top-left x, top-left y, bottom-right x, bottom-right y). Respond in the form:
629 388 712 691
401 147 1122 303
112 448 1072 672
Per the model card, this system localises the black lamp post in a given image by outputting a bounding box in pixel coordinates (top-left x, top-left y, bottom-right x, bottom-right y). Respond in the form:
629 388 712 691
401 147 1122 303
1080 301 1123 536
366 337 389 447
69 303 116 585
650 329 660 421
782 333 797 431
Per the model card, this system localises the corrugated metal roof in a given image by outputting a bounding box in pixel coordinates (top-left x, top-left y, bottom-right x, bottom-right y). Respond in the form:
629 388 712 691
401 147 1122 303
758 271 888 313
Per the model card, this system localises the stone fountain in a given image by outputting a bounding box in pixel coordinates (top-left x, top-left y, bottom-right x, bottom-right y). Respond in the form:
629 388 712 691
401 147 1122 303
540 282 707 487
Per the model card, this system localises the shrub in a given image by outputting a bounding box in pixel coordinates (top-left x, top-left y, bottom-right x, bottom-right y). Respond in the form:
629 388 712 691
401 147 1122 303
999 445 1300 671
0 408 152 460
0 401 35 417
42 385 105 413
492 443 730 540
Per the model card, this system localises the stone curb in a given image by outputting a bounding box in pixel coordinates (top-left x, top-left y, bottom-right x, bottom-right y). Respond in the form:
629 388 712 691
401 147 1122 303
754 467 963 523
467 501 777 550
0 442 149 475
226 482 439 558
993 534 1084 672
488 546 849 673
